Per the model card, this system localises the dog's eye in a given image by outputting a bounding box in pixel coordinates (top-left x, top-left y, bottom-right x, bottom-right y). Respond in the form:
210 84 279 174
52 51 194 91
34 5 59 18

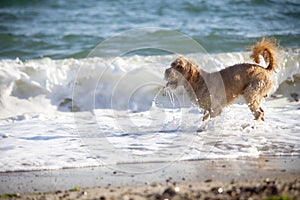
174 63 183 71
171 62 178 68
171 61 180 68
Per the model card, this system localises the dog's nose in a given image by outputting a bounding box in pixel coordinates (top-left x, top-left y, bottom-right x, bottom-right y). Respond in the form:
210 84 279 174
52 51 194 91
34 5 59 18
164 68 171 79
165 68 172 80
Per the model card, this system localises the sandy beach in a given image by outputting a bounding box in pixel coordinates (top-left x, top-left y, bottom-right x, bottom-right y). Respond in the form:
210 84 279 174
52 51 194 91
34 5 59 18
1 156 299 199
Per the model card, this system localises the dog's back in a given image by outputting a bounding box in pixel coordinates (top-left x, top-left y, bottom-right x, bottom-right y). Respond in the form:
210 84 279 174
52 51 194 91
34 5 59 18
202 37 281 120
165 37 281 121
219 63 271 105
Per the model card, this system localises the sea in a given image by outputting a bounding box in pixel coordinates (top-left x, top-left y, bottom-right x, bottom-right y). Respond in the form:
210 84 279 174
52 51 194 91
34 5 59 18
0 0 299 173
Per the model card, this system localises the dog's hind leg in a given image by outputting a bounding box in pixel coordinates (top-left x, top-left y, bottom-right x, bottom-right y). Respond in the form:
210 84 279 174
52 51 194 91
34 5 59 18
243 85 265 121
243 78 273 121
245 98 265 121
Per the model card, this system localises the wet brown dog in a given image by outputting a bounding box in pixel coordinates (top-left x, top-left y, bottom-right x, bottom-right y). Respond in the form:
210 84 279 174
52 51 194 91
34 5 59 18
165 37 281 121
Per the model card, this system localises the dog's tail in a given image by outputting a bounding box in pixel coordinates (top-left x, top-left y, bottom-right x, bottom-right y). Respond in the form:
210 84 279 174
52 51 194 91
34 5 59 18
250 37 280 71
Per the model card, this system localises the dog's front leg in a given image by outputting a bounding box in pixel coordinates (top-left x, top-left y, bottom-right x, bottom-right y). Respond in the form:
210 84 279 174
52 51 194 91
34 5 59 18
254 107 265 121
197 110 210 132
202 110 211 121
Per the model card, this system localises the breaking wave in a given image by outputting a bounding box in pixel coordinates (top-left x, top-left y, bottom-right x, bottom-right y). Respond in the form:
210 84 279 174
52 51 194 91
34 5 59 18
0 49 299 119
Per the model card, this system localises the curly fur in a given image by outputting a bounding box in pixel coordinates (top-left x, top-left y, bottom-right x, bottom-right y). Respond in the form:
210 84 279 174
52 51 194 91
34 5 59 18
164 37 281 121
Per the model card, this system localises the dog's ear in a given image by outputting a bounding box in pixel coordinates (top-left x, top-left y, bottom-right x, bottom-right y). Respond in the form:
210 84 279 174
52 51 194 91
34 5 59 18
172 57 186 68
178 57 187 67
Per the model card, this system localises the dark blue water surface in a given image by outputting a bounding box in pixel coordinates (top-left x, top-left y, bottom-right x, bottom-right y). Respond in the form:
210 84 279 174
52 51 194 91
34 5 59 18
0 0 299 59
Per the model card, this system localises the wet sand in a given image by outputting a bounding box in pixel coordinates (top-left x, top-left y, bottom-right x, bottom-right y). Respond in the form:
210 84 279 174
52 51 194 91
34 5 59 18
0 156 299 199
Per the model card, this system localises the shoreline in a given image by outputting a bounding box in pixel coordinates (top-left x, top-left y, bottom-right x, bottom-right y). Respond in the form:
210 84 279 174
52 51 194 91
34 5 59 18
0 156 299 199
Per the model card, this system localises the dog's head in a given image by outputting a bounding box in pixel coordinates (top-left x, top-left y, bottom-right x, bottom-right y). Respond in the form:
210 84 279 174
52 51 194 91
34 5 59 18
164 56 193 89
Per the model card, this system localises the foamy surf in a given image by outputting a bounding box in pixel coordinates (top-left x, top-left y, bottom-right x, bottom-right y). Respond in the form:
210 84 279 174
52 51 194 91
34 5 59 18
0 49 299 172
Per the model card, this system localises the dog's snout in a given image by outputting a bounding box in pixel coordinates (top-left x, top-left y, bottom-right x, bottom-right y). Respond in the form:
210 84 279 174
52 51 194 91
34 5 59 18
164 68 171 79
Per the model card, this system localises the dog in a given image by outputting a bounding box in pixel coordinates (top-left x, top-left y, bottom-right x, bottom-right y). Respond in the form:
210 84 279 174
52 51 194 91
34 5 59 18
164 37 281 121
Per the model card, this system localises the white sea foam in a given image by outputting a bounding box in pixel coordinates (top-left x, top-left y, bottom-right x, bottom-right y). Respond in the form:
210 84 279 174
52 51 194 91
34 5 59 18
0 50 299 172
0 49 299 118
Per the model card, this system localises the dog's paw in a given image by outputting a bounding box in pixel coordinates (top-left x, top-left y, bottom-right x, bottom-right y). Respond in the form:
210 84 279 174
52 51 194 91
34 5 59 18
197 123 209 132
241 123 254 130
196 127 205 132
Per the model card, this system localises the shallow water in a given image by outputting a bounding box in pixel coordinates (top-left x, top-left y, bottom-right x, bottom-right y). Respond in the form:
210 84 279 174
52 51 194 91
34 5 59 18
0 96 299 173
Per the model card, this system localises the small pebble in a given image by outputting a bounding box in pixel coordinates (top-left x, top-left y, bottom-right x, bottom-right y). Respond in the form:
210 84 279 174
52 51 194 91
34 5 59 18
150 182 160 187
265 178 270 183
100 196 106 200
162 186 177 197
122 195 130 200
218 187 223 193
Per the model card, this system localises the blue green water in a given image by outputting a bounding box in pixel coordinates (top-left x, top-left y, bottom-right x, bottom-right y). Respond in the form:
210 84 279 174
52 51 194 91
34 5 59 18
0 0 299 59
